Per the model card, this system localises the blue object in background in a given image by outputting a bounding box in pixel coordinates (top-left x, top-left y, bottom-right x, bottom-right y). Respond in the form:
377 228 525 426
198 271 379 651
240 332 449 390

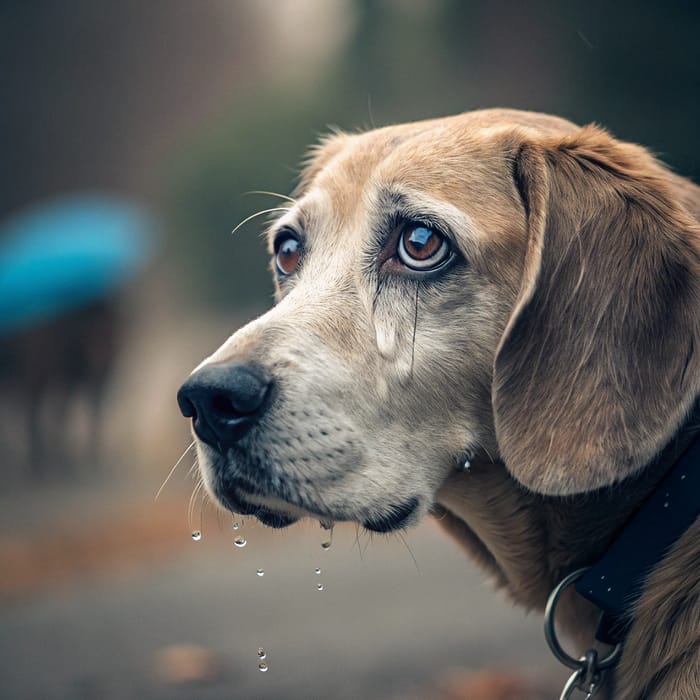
0 195 155 334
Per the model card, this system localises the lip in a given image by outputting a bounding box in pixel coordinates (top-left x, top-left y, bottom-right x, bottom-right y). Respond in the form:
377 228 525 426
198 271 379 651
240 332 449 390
216 487 300 529
361 497 419 533
209 451 335 528
218 483 419 534
208 452 420 533
254 508 299 528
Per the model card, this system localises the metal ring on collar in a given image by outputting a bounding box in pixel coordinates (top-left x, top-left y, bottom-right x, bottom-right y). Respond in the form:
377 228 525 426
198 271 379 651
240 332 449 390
544 567 623 671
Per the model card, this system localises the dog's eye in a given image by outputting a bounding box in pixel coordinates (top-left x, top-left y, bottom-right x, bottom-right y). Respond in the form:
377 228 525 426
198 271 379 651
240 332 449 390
397 223 451 271
274 231 302 276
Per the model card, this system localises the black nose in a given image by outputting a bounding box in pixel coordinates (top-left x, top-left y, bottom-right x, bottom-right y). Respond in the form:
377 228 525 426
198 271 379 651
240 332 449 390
177 363 272 451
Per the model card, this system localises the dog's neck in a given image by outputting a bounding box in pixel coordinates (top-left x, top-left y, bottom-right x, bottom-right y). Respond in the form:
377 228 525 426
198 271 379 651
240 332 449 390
433 407 700 651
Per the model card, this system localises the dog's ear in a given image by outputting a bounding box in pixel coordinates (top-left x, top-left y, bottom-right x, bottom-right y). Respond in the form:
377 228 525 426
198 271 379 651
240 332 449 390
493 126 700 495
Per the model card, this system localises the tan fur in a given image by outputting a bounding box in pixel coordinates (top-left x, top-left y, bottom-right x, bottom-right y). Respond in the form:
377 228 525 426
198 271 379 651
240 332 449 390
495 127 700 495
188 109 700 699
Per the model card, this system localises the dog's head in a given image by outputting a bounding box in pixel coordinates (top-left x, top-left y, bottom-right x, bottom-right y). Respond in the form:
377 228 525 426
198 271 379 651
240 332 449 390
178 109 700 532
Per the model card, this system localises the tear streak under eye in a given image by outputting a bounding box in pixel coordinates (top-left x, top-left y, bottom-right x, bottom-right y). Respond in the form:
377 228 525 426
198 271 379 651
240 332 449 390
371 276 421 383
410 284 419 379
371 276 387 316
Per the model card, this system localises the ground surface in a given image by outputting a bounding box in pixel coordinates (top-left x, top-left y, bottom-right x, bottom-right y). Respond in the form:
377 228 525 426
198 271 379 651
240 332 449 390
0 477 564 700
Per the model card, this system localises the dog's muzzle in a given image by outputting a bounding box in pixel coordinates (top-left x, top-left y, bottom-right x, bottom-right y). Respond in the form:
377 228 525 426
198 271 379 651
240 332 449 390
177 361 420 533
177 363 272 451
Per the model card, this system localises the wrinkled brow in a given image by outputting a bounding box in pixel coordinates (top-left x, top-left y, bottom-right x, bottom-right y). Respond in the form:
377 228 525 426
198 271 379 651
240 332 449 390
368 185 480 259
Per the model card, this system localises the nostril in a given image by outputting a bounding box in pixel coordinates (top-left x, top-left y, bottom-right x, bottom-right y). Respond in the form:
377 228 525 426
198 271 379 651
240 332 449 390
224 371 270 415
177 363 272 451
211 392 242 418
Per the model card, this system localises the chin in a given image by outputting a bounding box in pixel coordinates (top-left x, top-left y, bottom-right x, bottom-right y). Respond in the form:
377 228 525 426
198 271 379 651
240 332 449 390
200 449 423 534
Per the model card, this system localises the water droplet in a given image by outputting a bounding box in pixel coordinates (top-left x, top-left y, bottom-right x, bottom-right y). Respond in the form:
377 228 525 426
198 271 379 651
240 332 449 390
681 474 687 480
315 567 321 575
258 662 268 673
256 569 264 577
321 541 331 550
234 537 247 548
600 575 606 580
233 522 239 530
191 531 202 541
663 502 669 508
607 587 612 592
257 647 266 659
319 520 334 531
317 583 324 591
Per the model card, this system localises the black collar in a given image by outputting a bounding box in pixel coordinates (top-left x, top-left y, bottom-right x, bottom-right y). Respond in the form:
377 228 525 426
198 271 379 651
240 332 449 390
574 414 700 645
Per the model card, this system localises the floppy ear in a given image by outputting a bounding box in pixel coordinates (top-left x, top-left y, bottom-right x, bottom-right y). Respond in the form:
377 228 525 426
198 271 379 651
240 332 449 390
493 126 700 495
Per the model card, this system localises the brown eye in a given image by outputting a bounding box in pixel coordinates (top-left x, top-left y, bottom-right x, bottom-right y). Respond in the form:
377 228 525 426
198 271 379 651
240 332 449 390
274 231 302 276
397 223 451 271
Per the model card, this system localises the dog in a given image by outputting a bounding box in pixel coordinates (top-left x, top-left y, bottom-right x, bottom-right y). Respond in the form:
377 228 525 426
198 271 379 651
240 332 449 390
178 109 700 699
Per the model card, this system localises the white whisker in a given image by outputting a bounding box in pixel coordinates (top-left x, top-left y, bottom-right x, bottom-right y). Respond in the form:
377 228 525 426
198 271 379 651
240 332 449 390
245 190 297 205
188 479 205 529
395 530 420 573
230 207 289 237
353 522 364 561
481 443 496 464
155 441 195 500
199 486 207 529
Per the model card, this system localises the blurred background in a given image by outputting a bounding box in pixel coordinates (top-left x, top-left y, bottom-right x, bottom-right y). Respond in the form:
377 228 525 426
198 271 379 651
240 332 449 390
1 1 698 698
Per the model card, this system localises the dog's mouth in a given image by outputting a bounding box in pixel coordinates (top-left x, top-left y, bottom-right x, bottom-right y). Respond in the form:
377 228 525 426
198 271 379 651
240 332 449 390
210 473 301 529
207 451 421 533
219 491 300 529
360 497 420 533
